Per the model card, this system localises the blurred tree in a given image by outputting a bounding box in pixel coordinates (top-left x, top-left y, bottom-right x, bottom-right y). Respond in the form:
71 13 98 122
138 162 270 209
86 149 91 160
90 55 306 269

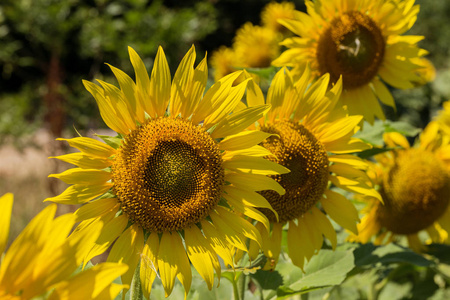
0 0 217 140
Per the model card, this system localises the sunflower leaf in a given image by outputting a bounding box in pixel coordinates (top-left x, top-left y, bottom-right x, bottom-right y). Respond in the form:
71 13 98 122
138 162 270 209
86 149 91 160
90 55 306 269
276 249 355 299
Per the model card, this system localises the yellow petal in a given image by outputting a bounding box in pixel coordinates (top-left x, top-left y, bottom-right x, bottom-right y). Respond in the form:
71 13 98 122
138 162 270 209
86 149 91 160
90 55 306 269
215 207 262 247
184 226 220 290
50 152 112 169
81 214 128 266
202 78 250 129
192 71 243 125
316 115 363 144
329 175 382 202
140 233 160 299
223 185 278 220
56 137 116 158
223 155 290 176
310 207 337 249
321 190 359 234
207 211 248 252
49 168 111 185
0 193 13 255
183 55 208 117
383 132 410 149
287 221 306 270
128 48 151 113
44 183 113 205
74 198 119 222
157 232 191 297
211 105 271 139
225 173 285 195
219 130 274 151
82 80 128 134
170 45 196 117
107 63 145 124
201 220 235 269
107 224 144 287
49 263 128 300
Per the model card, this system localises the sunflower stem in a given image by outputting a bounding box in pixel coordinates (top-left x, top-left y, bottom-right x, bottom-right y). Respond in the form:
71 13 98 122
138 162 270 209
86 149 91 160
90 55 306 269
238 272 246 300
130 262 143 300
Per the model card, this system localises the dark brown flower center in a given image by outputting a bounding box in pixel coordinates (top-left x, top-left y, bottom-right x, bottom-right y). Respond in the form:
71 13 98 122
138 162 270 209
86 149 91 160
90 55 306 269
259 120 329 222
317 11 385 89
112 117 224 232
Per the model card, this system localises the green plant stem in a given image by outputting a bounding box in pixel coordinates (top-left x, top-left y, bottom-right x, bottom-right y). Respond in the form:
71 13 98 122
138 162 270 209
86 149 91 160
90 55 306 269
130 262 143 300
239 272 246 300
232 276 240 300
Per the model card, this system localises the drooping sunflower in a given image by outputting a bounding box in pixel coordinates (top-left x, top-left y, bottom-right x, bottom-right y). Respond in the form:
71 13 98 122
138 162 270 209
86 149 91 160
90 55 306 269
46 46 288 298
241 67 381 270
0 193 128 300
352 124 450 252
272 0 425 124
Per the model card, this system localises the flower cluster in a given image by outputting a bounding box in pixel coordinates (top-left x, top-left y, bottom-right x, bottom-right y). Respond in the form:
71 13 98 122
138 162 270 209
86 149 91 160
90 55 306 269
2 0 449 299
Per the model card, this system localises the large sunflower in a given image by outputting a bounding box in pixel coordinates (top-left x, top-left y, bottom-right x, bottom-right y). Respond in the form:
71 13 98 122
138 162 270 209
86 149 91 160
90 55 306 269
241 67 381 270
0 193 128 300
46 46 288 298
352 124 450 252
272 0 425 124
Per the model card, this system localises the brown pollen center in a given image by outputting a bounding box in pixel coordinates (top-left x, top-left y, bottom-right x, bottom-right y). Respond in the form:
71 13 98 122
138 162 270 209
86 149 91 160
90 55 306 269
112 117 224 232
316 11 385 89
259 120 329 222
376 149 450 234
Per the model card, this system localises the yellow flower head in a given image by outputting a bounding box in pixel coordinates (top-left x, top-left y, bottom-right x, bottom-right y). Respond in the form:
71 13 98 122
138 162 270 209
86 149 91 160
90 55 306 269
46 46 288 298
272 0 425 124
242 67 380 270
234 22 282 69
353 123 450 252
261 1 296 34
210 46 242 81
0 193 128 300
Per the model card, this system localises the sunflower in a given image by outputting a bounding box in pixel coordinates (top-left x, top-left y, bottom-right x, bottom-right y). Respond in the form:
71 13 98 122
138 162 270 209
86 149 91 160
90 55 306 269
46 46 288 298
241 67 381 270
272 0 425 124
352 124 450 252
261 1 296 35
233 22 282 69
0 193 128 300
210 46 242 81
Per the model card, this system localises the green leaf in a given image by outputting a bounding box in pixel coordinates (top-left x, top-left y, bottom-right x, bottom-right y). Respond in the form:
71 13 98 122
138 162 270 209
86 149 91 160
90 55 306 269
276 249 355 299
96 134 123 149
250 269 283 291
353 243 432 268
355 120 421 147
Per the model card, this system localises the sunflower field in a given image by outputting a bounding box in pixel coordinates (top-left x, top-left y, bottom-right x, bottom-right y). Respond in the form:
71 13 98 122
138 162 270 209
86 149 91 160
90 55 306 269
2 0 450 299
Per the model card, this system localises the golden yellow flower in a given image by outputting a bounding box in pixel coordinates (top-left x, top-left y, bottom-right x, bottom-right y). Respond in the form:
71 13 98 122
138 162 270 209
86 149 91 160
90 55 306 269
261 1 296 35
0 193 128 300
46 46 288 298
352 123 450 252
210 46 242 81
272 0 425 124
234 22 282 69
241 67 380 270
